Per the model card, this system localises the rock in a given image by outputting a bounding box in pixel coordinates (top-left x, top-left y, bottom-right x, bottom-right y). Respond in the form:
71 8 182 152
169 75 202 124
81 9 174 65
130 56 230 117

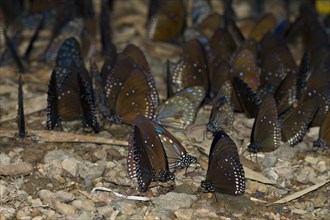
54 191 75 202
275 145 296 160
262 155 278 168
72 199 96 212
78 161 105 180
174 208 193 220
0 162 33 176
94 149 107 160
0 184 8 198
43 160 63 178
152 192 197 211
173 183 194 195
31 198 42 206
315 161 327 173
76 211 94 220
0 153 10 165
22 148 44 164
262 168 279 181
305 156 318 165
55 201 76 216
112 198 137 215
38 190 55 204
44 150 82 164
62 158 80 177
32 216 43 220
97 205 114 217
0 207 16 219
296 173 309 184
41 210 57 219
246 181 268 193
16 209 31 219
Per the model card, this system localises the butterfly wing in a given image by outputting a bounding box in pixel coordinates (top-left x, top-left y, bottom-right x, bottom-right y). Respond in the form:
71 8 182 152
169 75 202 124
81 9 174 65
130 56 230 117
281 98 319 146
249 13 277 42
314 111 330 148
233 77 261 118
46 69 60 130
128 115 174 192
207 93 234 133
171 39 209 94
55 37 84 70
115 69 155 124
146 0 186 43
201 131 245 195
248 95 281 153
155 86 205 129
17 74 25 138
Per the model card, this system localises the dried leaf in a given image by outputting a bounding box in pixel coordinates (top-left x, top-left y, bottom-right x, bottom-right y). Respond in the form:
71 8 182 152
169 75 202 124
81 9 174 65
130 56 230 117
244 166 279 186
91 186 151 201
269 180 330 206
0 129 128 146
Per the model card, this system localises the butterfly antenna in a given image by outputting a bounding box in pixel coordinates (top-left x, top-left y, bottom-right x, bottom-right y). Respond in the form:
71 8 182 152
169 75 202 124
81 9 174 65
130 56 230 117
4 30 26 73
17 73 26 138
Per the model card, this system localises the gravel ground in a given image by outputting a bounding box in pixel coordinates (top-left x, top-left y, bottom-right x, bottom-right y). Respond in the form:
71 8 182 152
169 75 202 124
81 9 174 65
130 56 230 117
1 0 329 219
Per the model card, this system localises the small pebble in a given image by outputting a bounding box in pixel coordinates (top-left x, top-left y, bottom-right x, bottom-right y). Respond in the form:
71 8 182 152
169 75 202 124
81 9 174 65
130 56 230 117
55 201 76 216
0 162 33 176
62 158 80 177
0 153 10 165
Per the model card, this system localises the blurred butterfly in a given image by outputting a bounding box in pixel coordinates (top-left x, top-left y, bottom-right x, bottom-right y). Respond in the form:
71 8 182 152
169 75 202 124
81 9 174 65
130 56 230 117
127 115 175 192
248 95 281 153
201 130 245 195
274 72 297 116
170 39 209 96
100 0 116 58
280 98 319 146
230 42 260 92
46 65 100 133
146 0 186 43
195 13 223 39
191 0 211 26
45 18 84 63
259 33 297 96
233 77 261 118
103 46 158 124
313 111 330 148
155 86 205 129
249 13 277 42
56 37 84 70
17 74 25 138
300 61 330 127
207 86 234 133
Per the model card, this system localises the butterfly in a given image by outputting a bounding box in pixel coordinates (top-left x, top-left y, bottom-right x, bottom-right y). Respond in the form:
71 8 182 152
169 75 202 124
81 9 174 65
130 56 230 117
170 39 209 96
44 18 84 63
313 111 330 148
248 95 281 153
17 74 25 138
155 86 205 129
233 77 261 118
207 87 234 133
201 130 245 195
146 0 186 43
230 42 260 92
100 0 116 58
127 115 176 192
249 13 278 42
55 37 84 70
280 98 319 146
46 65 100 133
103 45 158 124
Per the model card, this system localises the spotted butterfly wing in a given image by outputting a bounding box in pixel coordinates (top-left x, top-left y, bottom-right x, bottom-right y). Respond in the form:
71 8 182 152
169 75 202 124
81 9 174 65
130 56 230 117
155 86 205 129
127 115 174 192
207 92 234 133
313 111 330 148
201 130 245 195
281 98 319 146
123 44 159 107
55 37 84 70
274 72 297 116
230 44 260 92
153 123 197 169
248 95 281 153
171 39 209 94
233 77 261 118
146 0 186 43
